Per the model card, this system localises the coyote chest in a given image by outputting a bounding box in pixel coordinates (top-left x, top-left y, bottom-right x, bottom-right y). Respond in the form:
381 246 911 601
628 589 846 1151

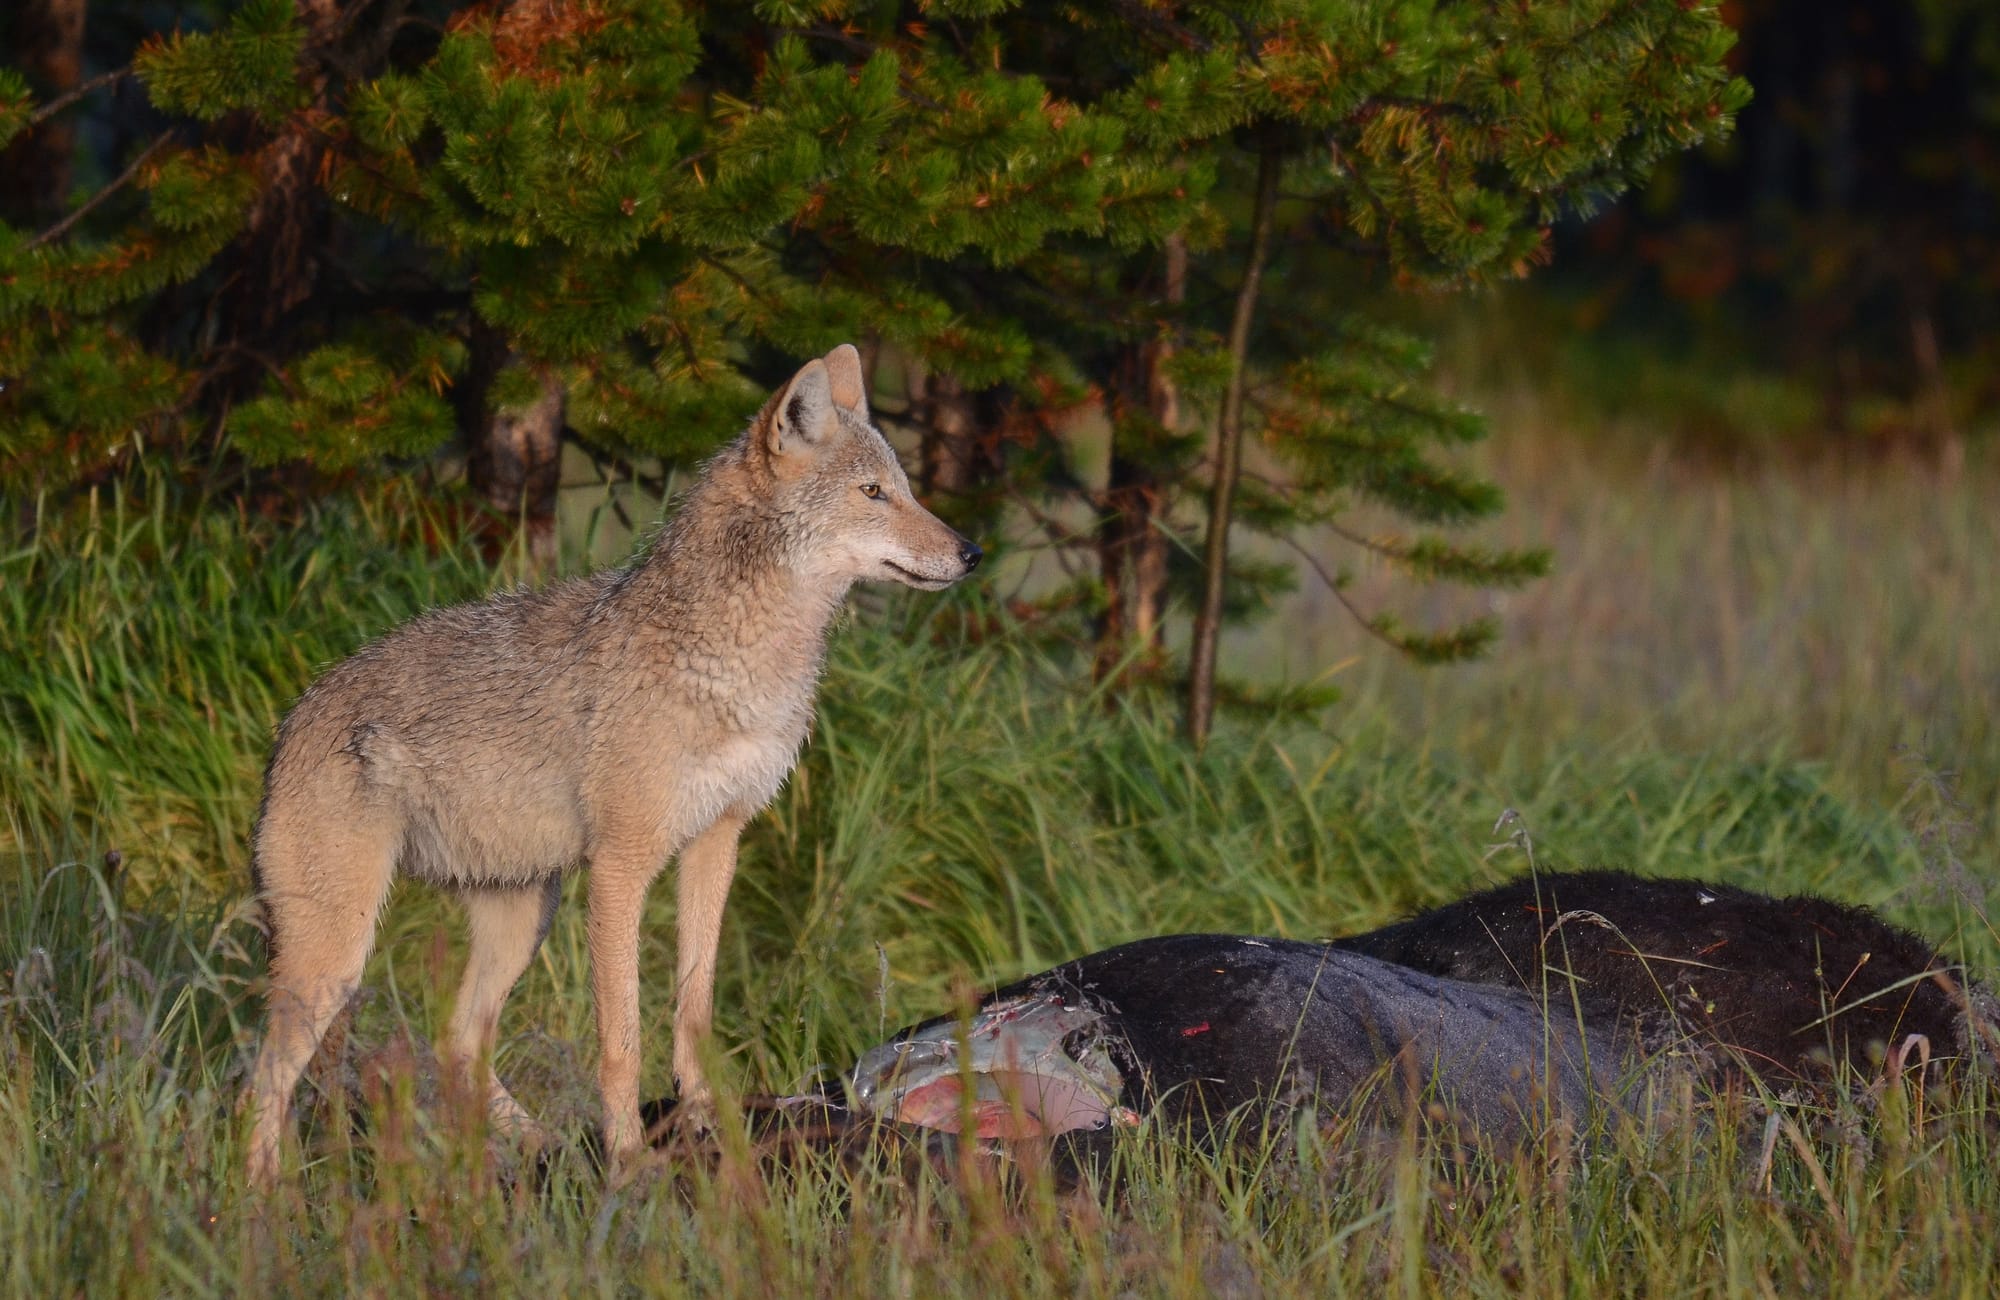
592 632 823 842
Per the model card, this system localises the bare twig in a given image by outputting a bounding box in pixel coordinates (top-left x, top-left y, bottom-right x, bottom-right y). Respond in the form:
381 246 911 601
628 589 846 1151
697 253 781 311
25 132 176 251
1005 487 1097 552
28 68 133 128
569 434 671 504
208 342 300 397
1273 530 1412 655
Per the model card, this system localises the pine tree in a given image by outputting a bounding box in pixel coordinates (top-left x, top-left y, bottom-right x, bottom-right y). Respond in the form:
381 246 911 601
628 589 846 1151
1125 1 1752 743
3 1 1744 742
730 3 1746 738
844 2 1746 739
1 2 1184 539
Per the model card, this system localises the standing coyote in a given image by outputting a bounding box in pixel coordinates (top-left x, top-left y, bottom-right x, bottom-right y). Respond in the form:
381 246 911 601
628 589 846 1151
244 345 982 1184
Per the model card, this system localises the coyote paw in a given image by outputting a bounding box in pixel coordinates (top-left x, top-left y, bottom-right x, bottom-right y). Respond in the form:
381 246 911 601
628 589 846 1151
487 1098 551 1151
642 1092 716 1148
590 1137 667 1190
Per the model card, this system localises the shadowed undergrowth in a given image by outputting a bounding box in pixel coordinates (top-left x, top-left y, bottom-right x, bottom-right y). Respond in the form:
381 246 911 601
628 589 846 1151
3 479 1996 1295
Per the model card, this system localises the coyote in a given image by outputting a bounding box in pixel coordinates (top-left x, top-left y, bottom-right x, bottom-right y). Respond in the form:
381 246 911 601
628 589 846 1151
244 345 982 1184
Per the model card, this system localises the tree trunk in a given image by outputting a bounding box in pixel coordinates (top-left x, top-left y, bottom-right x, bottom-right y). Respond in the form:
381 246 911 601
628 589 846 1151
459 316 564 573
1909 304 1961 475
0 0 87 225
459 0 567 573
1094 233 1184 687
476 376 565 572
908 360 981 496
1185 144 1281 748
207 0 345 403
1131 234 1184 654
1093 445 1135 684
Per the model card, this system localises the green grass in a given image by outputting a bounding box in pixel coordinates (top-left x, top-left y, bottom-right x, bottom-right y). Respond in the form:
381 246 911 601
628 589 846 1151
3 460 1997 1295
1240 382 2000 840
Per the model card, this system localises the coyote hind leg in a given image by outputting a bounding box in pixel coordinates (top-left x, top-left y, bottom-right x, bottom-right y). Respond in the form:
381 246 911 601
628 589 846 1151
245 819 397 1187
444 878 563 1137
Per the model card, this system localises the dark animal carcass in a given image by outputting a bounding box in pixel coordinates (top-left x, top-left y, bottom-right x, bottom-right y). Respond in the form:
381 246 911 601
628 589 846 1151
847 934 1661 1147
639 873 1990 1164
1334 870 1994 1086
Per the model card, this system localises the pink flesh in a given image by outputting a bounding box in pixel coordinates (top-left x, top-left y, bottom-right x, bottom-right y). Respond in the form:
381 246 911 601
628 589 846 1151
892 1069 1114 1138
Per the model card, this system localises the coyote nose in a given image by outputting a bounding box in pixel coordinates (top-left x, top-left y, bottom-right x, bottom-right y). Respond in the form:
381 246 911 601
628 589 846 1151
959 540 984 571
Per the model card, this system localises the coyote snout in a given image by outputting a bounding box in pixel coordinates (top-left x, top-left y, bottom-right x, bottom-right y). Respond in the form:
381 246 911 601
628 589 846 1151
244 344 979 1185
882 535 983 591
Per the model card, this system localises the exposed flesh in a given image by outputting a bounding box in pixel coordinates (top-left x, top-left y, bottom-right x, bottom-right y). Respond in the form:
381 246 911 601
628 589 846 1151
849 992 1135 1138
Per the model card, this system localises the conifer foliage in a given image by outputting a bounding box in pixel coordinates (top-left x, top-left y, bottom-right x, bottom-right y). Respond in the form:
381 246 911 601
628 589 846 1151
1 1 1744 719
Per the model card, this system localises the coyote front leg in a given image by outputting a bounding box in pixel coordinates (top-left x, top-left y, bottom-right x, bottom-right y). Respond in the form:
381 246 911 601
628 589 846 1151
587 837 668 1162
671 808 751 1113
586 810 749 1161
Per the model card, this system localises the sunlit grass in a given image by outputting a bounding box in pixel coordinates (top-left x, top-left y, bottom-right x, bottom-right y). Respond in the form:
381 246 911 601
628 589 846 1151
3 455 1997 1294
1245 364 2000 842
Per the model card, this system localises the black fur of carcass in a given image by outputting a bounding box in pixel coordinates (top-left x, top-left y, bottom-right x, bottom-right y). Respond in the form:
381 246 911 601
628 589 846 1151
1333 870 1993 1086
835 936 1660 1150
638 872 1991 1166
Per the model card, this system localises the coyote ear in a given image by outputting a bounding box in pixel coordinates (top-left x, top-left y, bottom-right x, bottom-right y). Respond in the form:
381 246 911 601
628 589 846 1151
768 358 835 456
823 343 868 417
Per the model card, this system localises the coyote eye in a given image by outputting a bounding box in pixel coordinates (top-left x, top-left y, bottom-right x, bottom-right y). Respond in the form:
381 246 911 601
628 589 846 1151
860 483 884 500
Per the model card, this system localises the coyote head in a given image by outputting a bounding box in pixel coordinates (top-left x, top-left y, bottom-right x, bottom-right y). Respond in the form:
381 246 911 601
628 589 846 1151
751 345 983 591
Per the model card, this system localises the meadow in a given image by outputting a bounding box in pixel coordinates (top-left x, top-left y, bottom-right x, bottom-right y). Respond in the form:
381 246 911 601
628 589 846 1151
3 368 1997 1294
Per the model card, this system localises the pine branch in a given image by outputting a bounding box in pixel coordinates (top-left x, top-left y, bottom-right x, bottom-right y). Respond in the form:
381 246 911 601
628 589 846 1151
1004 487 1098 553
1276 531 1500 663
569 433 671 520
1324 132 1396 241
29 68 133 128
1105 0 1215 57
799 25 945 112
1360 95 1481 122
1273 530 1411 656
938 17 977 66
25 132 177 250
697 253 782 312
320 0 417 83
1301 207 1388 260
206 342 301 398
1313 514 1408 559
1222 11 1266 67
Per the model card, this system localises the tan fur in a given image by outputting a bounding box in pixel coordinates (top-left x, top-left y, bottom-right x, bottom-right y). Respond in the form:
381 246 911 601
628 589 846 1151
243 346 981 1185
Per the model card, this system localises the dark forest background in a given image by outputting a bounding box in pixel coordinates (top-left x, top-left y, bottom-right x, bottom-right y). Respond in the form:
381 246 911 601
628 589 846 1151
1 0 1993 737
